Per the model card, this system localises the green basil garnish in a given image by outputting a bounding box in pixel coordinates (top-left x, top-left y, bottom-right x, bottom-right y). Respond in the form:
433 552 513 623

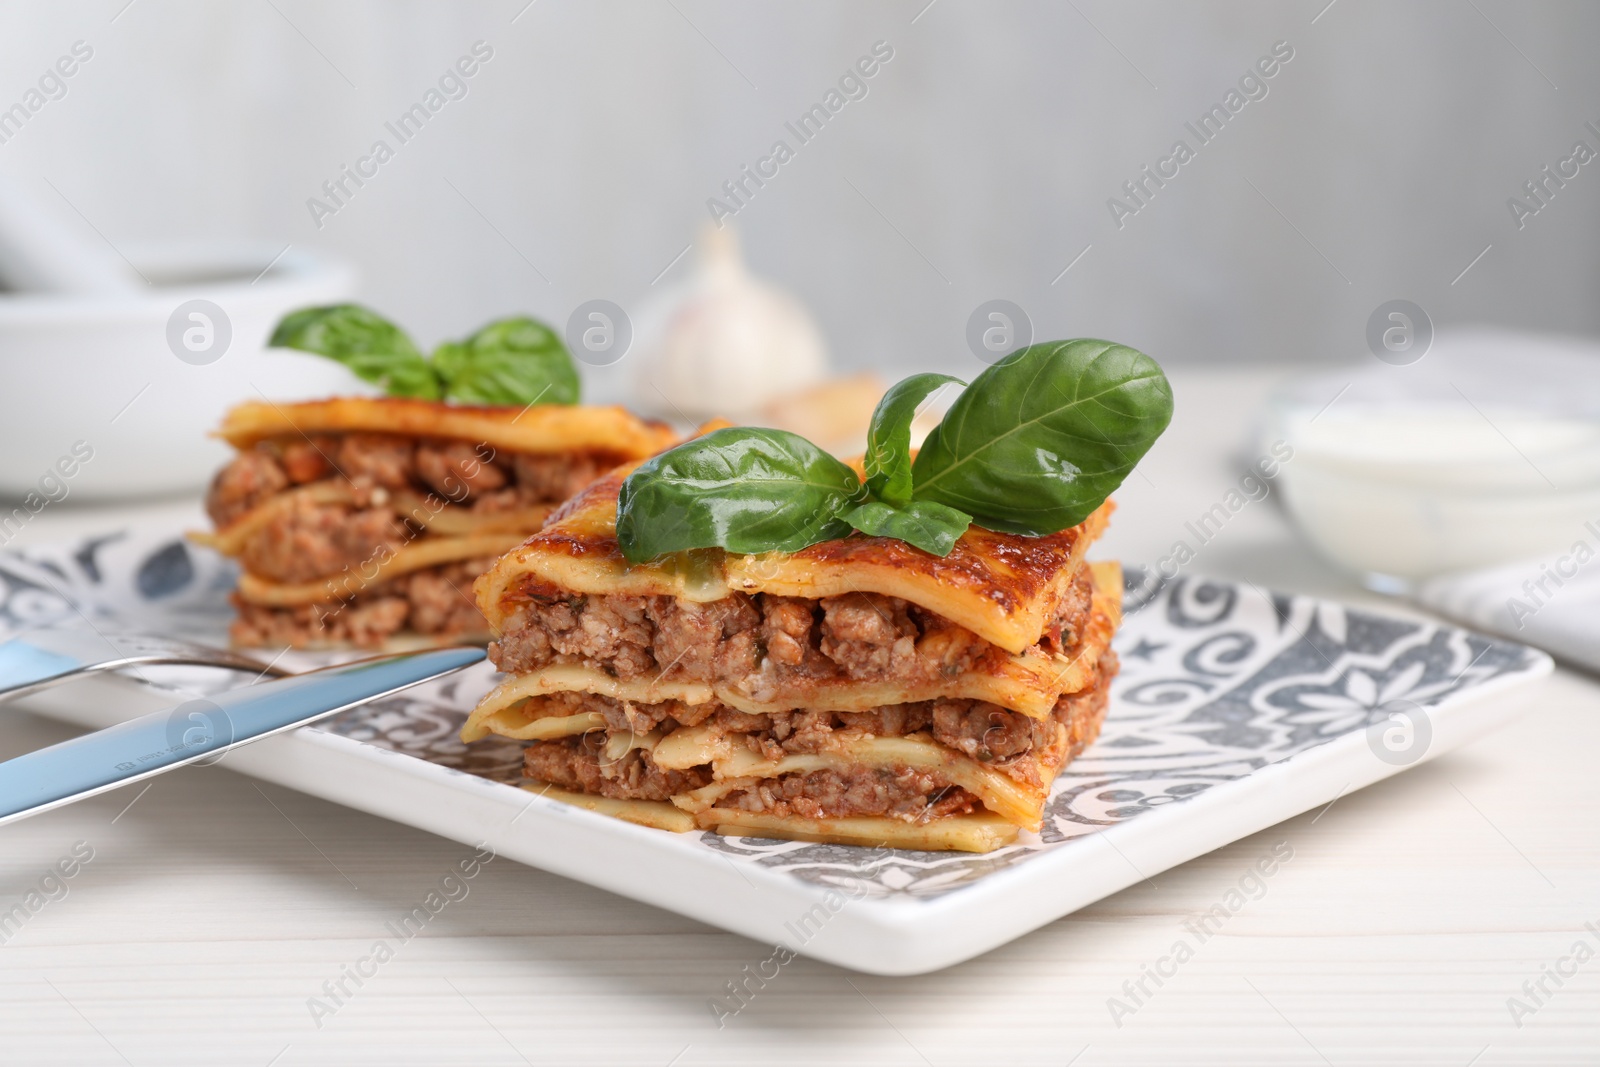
615 338 1171 562
864 372 963 508
616 427 864 563
269 304 440 400
912 339 1172 535
269 304 579 406
841 499 973 556
431 317 580 406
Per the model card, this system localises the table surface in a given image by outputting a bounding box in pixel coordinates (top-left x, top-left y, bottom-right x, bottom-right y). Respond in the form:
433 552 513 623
1 369 1594 1066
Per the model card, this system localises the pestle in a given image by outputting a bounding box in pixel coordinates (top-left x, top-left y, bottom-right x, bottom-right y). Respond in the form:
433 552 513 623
0 174 143 295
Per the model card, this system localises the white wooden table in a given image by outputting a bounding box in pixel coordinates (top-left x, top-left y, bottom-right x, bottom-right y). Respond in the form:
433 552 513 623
1 371 1594 1066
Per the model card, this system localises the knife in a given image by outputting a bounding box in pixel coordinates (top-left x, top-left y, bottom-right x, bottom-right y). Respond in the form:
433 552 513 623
0 645 485 827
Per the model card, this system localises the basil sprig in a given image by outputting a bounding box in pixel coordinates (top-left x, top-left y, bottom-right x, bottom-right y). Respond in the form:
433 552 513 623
863 372 963 506
616 339 1172 563
269 304 580 406
836 499 973 557
911 339 1172 535
269 305 438 399
617 428 864 560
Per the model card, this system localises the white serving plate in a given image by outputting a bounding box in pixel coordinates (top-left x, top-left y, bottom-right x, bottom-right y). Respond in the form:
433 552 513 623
0 528 1551 975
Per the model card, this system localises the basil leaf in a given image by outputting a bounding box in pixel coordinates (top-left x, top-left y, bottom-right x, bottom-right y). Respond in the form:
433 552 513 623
616 427 863 563
911 339 1172 535
842 499 972 557
269 304 440 400
433 316 580 406
864 372 963 507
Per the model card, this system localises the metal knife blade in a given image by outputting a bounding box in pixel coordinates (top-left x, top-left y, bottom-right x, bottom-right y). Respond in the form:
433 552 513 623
0 629 293 705
0 645 485 827
0 636 83 702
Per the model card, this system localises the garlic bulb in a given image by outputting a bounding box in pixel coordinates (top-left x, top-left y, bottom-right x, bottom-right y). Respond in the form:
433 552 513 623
632 225 829 420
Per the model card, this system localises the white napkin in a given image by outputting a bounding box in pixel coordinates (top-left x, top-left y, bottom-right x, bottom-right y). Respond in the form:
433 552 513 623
1415 544 1600 673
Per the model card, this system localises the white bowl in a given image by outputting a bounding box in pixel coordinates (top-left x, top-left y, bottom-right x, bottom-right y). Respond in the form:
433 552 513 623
1265 329 1600 587
0 242 359 500
1275 403 1600 583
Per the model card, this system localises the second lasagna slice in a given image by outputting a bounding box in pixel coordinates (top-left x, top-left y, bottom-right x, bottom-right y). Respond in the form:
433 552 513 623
196 397 676 649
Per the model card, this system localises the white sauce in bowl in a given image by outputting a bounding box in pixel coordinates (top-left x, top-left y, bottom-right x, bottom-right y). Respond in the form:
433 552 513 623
1274 403 1600 583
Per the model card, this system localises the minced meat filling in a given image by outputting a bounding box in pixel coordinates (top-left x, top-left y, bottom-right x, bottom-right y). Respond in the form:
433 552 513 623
524 740 713 803
238 499 407 586
490 567 1096 700
208 433 621 524
723 768 981 823
207 434 623 584
206 450 289 528
229 557 496 648
515 651 1117 816
522 736 979 821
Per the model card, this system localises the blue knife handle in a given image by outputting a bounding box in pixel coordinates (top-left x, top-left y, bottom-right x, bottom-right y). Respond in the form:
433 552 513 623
0 646 484 826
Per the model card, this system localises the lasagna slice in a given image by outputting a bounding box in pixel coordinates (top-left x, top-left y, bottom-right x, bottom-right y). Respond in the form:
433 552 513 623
195 397 675 649
464 461 1123 853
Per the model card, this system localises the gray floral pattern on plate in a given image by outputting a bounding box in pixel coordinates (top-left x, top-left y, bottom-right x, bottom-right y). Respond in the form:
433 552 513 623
0 529 1545 899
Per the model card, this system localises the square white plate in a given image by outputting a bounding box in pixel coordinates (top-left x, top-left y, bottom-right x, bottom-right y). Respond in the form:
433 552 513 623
0 528 1551 974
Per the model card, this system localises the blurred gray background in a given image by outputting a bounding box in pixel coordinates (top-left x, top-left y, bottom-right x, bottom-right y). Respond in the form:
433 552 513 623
2 0 1597 396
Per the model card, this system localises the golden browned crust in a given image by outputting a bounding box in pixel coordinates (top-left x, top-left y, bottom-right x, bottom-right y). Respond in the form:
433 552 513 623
475 460 1112 654
724 516 1110 655
215 396 677 458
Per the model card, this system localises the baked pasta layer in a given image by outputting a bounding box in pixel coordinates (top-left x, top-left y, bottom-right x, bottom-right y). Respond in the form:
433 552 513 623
471 562 1119 731
514 651 1114 851
216 396 677 458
